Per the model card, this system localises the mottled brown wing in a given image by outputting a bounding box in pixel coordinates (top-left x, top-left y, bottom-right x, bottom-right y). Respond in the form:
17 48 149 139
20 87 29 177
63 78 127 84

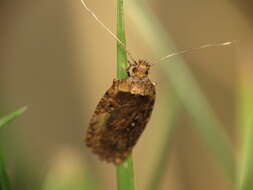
85 80 155 164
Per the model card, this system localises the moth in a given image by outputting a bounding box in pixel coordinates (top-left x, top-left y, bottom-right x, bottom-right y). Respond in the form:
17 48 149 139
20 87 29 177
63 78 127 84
86 60 155 164
80 0 232 164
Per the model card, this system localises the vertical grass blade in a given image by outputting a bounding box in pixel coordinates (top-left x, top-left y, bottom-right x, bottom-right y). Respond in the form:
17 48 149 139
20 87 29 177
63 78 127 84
238 76 253 190
239 115 253 190
116 0 135 190
0 151 11 190
0 106 27 190
117 155 135 190
127 0 236 185
117 0 128 80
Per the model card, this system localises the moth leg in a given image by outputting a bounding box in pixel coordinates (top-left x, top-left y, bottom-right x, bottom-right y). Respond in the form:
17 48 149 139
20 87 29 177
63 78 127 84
127 60 132 77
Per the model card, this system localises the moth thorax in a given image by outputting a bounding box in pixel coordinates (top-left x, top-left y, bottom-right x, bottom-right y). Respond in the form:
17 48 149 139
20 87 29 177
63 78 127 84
131 60 151 78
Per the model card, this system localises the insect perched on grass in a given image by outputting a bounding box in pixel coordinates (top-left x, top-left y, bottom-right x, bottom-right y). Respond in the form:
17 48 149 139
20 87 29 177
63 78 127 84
80 0 233 164
86 60 156 164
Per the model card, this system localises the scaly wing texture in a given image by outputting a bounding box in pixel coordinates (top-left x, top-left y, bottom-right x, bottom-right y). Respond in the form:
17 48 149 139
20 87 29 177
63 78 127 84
86 79 155 164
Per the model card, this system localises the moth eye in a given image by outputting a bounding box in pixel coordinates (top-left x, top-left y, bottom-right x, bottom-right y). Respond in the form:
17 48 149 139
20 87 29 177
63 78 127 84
145 71 148 75
132 68 137 73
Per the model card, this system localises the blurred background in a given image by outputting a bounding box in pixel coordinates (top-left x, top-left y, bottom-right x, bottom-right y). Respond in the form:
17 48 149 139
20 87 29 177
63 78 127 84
1 0 253 190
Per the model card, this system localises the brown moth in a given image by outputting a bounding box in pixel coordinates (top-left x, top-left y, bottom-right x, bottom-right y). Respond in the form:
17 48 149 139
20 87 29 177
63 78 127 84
80 0 232 165
86 60 156 164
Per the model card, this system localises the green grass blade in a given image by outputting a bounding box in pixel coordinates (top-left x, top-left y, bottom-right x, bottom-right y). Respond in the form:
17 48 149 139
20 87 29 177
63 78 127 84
117 155 135 190
117 0 128 80
0 151 11 190
116 0 135 189
0 106 27 190
0 106 27 129
127 0 236 185
238 79 253 190
239 115 253 190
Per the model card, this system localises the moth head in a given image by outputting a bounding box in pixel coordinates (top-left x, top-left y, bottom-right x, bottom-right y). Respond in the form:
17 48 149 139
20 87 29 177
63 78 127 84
130 60 151 78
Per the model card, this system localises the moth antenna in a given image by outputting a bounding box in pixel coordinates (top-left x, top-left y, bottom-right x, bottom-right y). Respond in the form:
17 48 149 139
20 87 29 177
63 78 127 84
80 0 136 63
151 41 234 65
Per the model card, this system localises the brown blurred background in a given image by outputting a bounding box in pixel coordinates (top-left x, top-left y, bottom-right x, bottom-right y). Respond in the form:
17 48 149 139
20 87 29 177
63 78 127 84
1 0 253 190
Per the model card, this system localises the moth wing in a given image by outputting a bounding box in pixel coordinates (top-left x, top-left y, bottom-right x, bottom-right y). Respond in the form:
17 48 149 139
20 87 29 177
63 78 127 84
86 79 156 164
86 82 117 147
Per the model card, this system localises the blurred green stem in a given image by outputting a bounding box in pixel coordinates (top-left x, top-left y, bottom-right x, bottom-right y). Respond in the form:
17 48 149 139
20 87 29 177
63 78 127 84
116 0 135 190
147 97 180 190
238 76 253 190
0 150 11 190
0 106 27 190
127 0 235 187
0 106 27 129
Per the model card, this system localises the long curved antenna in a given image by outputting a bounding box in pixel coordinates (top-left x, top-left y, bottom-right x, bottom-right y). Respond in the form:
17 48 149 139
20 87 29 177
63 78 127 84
80 0 135 63
152 41 233 65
